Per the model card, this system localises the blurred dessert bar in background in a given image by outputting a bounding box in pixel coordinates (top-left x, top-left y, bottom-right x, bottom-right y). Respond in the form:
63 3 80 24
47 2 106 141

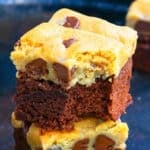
126 0 150 72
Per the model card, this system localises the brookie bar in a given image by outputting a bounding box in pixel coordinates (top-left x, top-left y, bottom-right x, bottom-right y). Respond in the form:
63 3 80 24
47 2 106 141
11 22 136 130
126 0 150 72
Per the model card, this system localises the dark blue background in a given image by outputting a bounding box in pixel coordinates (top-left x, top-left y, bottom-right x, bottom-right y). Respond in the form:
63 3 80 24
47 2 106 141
0 1 150 150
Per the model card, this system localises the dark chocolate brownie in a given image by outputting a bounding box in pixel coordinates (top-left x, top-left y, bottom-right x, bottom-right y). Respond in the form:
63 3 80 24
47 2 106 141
13 58 132 131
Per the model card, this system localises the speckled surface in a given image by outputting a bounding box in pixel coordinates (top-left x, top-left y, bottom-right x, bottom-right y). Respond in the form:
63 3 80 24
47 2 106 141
0 2 150 150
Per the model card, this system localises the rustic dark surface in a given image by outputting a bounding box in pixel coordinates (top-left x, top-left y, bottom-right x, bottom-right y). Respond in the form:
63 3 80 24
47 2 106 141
0 2 150 150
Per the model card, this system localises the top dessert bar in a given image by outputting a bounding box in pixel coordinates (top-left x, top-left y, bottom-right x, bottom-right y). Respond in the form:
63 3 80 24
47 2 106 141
126 0 150 28
10 9 137 130
11 17 137 88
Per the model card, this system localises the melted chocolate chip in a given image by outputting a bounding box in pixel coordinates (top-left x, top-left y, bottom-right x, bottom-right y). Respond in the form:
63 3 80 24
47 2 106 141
63 38 76 48
73 138 89 150
25 58 48 78
63 16 80 29
135 21 150 33
53 63 72 84
94 135 115 150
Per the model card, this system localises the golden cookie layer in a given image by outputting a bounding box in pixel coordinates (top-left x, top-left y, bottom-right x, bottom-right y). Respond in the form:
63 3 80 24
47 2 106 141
50 8 137 55
11 9 137 87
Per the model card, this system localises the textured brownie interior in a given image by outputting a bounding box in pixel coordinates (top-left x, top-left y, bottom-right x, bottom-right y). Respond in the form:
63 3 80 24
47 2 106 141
133 21 150 72
13 58 132 131
13 127 123 150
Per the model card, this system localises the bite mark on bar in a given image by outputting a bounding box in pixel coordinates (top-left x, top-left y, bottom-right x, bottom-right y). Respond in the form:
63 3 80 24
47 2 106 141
63 16 80 29
63 38 76 48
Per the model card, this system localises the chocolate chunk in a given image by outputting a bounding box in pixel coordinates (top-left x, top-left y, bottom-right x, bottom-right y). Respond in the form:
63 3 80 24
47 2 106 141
135 21 150 33
63 16 80 29
53 63 72 83
25 58 48 78
94 135 115 150
73 138 89 150
63 38 76 48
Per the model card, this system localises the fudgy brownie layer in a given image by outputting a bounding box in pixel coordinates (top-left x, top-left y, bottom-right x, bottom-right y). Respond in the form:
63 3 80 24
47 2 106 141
133 21 150 72
13 59 132 130
13 127 124 150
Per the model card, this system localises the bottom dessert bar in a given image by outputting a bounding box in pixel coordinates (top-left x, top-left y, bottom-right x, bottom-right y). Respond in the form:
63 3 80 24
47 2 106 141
12 113 128 150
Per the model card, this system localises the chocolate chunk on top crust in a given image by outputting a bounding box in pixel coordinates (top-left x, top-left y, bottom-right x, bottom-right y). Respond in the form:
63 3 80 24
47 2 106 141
73 138 89 150
63 38 76 48
135 21 150 33
53 63 72 84
94 135 115 150
25 58 48 78
63 16 80 28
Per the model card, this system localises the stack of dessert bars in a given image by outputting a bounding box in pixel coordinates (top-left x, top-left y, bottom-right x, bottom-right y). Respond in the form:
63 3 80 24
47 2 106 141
11 9 137 150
